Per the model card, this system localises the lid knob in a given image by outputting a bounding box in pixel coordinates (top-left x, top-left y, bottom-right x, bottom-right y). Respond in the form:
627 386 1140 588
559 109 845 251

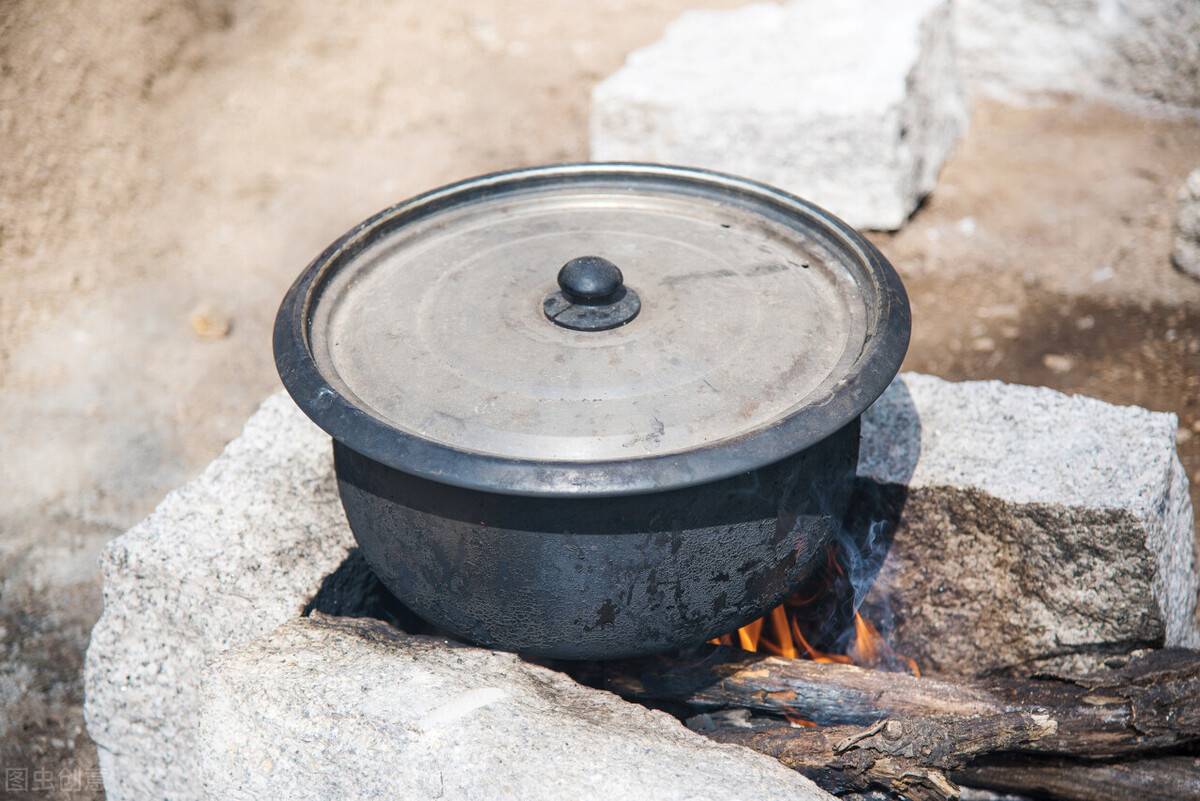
543 256 641 332
558 256 624 305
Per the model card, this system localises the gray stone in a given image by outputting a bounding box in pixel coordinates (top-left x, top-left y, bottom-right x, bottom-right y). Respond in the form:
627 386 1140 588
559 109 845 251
1173 168 1200 280
197 614 831 801
85 377 1198 797
589 0 967 231
83 394 357 801
956 0 1200 116
83 394 831 801
859 374 1199 675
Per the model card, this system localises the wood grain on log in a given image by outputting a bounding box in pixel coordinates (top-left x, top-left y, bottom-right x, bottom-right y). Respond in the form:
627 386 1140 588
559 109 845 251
606 646 1200 757
597 647 1200 801
953 756 1200 801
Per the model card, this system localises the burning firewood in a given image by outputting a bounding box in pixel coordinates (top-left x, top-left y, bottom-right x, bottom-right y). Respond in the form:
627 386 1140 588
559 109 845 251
595 646 1200 801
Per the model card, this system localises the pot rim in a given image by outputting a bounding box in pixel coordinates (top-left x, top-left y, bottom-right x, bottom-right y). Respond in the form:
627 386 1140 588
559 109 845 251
273 162 910 498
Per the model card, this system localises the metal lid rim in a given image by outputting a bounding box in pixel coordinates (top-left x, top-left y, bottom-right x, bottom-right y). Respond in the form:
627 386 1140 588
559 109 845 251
272 162 910 498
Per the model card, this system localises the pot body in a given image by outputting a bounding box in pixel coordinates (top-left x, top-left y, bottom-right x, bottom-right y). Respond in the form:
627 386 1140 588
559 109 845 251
334 419 859 660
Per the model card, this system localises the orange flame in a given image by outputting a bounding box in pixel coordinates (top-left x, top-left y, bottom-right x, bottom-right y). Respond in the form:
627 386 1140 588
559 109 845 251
713 607 917 675
851 611 881 663
736 617 763 652
708 546 919 678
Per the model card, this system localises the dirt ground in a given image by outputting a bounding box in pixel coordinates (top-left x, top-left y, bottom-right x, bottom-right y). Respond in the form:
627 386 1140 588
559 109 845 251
1 1 1198 799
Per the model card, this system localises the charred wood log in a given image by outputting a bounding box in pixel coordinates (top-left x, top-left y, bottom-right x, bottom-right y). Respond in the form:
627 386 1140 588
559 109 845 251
953 755 1200 801
688 714 1200 801
597 647 1200 801
605 646 1200 756
686 712 976 800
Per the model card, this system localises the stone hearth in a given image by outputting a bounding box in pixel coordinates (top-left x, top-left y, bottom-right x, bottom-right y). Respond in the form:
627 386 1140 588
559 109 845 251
84 374 1197 800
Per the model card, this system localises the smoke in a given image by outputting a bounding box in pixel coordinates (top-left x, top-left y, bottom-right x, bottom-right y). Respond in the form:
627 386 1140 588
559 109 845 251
787 478 910 671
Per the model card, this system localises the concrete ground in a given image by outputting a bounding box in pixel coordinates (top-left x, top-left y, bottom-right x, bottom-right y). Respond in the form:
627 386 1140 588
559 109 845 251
1 1 1197 799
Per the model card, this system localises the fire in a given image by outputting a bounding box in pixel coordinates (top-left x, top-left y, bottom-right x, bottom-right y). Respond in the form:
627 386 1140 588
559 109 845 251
713 606 916 675
709 545 920 677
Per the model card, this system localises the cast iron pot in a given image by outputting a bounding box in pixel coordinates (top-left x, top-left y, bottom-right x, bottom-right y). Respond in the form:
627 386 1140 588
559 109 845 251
274 163 909 660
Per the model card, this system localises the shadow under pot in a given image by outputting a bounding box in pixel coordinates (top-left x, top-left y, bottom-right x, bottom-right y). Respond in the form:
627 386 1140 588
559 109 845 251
273 163 910 660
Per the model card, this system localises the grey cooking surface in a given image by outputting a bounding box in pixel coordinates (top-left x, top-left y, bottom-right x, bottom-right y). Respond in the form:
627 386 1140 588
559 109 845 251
310 182 869 463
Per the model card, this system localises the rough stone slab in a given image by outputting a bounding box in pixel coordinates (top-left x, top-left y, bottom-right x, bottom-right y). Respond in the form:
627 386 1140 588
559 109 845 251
85 377 1198 798
83 394 832 801
83 395 357 801
956 0 1200 116
1173 168 1200 280
590 0 967 231
198 614 831 801
859 374 1199 675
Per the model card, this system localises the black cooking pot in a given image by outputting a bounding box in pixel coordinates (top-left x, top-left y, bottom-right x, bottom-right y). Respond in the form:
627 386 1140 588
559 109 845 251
274 163 909 660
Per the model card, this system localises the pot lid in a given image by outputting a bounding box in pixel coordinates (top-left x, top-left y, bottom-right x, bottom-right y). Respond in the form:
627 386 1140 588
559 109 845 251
275 163 909 497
